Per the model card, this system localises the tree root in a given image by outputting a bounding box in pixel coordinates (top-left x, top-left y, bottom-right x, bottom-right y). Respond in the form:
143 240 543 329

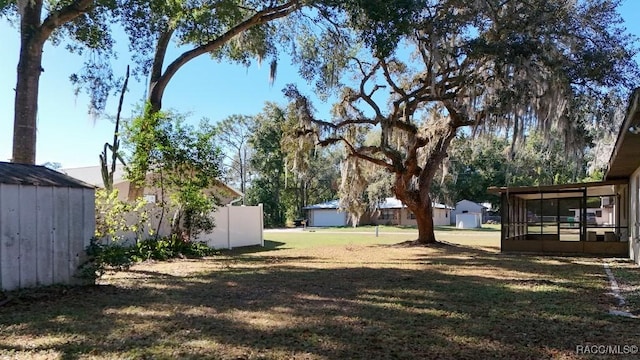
392 239 452 248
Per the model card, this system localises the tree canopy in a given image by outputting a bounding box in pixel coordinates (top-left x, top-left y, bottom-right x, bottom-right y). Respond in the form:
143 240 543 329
286 0 639 243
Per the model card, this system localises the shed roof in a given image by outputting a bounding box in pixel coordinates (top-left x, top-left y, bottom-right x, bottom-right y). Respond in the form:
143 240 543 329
0 162 94 188
487 179 625 199
455 199 488 209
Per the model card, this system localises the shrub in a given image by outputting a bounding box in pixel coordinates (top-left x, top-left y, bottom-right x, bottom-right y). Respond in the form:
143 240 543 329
79 239 134 280
79 236 218 281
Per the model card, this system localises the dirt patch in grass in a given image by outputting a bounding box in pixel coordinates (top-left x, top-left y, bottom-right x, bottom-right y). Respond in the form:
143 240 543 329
1 235 638 359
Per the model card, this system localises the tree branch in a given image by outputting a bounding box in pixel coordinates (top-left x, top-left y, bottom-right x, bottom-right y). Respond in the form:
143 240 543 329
40 0 94 40
336 137 396 172
150 0 301 106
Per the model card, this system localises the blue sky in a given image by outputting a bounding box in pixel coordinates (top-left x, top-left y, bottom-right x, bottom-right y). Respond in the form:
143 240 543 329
1 1 639 168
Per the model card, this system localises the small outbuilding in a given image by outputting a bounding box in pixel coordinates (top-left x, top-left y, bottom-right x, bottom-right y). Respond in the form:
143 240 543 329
450 200 488 225
0 162 95 291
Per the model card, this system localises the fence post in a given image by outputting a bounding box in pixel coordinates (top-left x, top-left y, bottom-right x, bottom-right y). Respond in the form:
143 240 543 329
227 206 232 250
376 225 379 237
259 203 264 247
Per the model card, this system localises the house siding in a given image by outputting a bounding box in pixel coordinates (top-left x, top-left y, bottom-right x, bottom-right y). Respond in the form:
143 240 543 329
630 166 640 265
370 207 450 226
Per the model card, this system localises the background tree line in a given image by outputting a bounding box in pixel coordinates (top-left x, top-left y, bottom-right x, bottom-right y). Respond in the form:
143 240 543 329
214 102 340 228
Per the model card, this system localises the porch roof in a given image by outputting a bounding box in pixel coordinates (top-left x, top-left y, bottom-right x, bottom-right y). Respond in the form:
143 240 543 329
606 88 640 180
487 179 627 199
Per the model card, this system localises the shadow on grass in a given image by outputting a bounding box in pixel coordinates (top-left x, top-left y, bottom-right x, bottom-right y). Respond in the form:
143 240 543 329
0 245 632 360
434 225 500 232
220 240 288 255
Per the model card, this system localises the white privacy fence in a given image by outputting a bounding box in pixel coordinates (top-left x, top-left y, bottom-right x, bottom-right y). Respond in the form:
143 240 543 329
195 205 264 249
112 204 265 250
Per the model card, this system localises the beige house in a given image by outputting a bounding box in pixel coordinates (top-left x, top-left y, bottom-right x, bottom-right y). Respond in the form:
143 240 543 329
61 164 242 205
61 164 263 249
369 197 452 226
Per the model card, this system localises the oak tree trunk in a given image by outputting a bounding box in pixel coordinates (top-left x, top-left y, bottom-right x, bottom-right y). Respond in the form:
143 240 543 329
12 4 45 164
412 197 437 244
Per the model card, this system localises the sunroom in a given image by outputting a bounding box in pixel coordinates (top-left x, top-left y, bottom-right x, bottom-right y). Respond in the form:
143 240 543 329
490 180 629 256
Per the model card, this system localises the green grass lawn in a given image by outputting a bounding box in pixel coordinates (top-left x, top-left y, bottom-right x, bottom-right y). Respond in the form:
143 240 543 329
0 228 638 359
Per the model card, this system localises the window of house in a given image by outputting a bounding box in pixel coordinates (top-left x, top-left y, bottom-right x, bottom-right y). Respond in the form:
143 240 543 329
143 194 157 203
407 211 416 220
445 212 448 218
379 209 397 220
595 210 602 218
462 210 469 213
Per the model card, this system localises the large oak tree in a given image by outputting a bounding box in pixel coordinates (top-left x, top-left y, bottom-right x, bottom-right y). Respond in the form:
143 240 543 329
286 0 639 244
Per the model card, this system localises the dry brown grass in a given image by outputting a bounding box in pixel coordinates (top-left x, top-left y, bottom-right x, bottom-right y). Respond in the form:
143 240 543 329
1 230 638 359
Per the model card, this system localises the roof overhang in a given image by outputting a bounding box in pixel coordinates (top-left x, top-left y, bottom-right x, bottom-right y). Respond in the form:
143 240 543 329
606 88 640 180
487 179 627 200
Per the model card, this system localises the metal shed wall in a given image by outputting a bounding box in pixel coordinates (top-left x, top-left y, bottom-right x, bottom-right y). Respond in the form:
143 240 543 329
0 184 95 291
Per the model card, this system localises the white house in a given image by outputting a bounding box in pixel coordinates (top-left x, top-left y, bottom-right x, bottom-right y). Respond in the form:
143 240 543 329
303 197 452 227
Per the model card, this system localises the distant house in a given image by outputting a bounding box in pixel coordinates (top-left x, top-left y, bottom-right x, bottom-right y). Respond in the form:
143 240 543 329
61 164 242 205
450 200 488 225
569 203 615 226
303 197 452 227
62 164 262 250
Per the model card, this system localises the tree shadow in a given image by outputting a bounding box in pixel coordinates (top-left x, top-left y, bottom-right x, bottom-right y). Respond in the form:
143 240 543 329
0 245 634 359
434 225 500 232
220 240 288 255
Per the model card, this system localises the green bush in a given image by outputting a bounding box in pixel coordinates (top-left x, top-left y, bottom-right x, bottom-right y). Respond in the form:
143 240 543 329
80 236 217 281
79 239 134 280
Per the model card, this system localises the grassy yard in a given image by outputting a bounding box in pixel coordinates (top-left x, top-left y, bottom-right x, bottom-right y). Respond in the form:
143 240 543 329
1 228 639 359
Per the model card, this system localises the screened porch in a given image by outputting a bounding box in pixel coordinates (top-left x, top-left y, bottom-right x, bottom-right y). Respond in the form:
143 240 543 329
490 180 629 256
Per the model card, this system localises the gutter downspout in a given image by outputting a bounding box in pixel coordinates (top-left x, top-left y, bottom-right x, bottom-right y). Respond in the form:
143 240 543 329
228 196 243 206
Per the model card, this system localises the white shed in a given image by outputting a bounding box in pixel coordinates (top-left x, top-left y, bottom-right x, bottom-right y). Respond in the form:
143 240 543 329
0 162 95 291
450 200 488 225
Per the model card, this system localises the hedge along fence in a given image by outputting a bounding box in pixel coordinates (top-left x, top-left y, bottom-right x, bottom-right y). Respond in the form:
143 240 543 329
0 162 95 291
